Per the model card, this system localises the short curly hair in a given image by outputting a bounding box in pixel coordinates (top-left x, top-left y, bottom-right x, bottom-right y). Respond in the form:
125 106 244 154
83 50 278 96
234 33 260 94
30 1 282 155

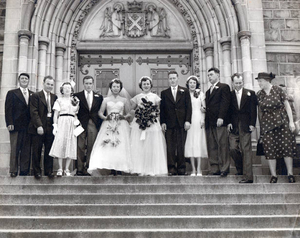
186 76 200 89
60 82 74 94
139 77 153 90
109 78 123 92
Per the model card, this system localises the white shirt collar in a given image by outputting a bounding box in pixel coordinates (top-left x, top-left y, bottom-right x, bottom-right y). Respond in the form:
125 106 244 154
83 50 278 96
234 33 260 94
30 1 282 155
43 89 50 99
171 85 178 91
84 90 92 97
20 87 28 93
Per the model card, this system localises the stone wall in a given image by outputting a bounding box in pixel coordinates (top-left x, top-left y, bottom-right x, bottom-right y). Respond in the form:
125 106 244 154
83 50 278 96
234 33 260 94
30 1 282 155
263 0 300 85
0 0 6 88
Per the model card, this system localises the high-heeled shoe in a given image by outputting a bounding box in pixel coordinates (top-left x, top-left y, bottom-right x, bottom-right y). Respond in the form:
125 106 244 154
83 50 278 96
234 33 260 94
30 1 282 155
196 172 203 177
270 176 278 183
64 169 72 177
288 175 295 183
190 173 196 176
56 169 63 177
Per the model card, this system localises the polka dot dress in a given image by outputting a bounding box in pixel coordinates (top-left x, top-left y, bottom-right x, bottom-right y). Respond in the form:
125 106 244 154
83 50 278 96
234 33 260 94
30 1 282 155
257 85 297 160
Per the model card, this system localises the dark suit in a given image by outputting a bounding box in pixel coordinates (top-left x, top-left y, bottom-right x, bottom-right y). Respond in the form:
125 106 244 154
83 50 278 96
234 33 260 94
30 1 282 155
5 88 33 175
73 91 103 173
28 90 57 176
228 88 257 180
160 86 192 174
205 82 231 174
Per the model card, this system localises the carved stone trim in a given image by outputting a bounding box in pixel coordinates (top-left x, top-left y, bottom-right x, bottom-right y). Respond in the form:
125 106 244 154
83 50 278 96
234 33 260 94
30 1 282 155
38 36 50 47
18 30 32 40
79 55 134 75
70 0 200 80
238 31 251 40
136 55 190 75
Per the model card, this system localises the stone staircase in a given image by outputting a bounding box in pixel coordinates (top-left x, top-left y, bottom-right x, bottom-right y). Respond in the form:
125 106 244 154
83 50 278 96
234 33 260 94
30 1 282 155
0 175 299 238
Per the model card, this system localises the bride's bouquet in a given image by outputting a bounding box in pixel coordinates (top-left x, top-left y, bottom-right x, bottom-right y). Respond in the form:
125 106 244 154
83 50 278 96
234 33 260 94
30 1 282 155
101 112 121 147
135 98 159 139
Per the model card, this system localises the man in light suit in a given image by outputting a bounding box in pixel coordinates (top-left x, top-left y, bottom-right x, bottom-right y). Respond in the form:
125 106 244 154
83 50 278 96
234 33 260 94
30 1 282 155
205 67 231 177
5 73 33 177
227 73 257 183
73 75 103 176
160 71 192 175
28 75 57 179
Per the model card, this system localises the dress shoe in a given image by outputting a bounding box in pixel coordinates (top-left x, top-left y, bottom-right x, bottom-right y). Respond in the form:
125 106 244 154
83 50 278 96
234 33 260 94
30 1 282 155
19 172 28 176
212 171 221 175
75 171 84 176
46 173 54 179
220 172 228 177
10 172 17 177
235 172 243 176
34 174 42 179
239 179 253 183
270 176 278 183
288 175 296 183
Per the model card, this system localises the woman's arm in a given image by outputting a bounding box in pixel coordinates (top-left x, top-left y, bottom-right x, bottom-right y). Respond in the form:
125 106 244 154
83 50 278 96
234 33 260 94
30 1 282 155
284 99 295 132
98 99 107 120
123 98 132 120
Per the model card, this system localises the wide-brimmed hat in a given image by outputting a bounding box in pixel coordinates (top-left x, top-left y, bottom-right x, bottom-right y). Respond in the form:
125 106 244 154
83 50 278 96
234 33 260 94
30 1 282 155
255 72 276 80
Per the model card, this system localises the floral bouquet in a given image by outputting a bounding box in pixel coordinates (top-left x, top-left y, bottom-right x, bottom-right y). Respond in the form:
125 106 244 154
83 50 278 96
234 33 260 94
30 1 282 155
101 112 121 147
135 98 159 140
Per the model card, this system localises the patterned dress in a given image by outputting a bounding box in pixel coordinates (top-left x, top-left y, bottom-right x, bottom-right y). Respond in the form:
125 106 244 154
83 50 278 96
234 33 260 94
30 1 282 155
257 85 297 160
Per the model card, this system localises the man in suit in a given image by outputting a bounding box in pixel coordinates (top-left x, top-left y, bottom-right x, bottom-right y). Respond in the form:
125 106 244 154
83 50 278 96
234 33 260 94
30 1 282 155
5 73 33 177
227 73 257 183
28 75 57 179
73 75 103 176
205 67 231 177
160 71 192 175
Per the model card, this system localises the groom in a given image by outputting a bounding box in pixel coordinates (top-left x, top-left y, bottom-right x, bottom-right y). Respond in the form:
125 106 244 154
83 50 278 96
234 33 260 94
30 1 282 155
160 71 192 175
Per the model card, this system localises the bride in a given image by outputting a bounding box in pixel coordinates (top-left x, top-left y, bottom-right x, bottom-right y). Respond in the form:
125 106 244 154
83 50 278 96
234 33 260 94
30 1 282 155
88 79 132 174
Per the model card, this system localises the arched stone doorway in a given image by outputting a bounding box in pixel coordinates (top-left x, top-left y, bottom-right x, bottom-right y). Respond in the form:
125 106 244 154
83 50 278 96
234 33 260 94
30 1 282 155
0 0 269 174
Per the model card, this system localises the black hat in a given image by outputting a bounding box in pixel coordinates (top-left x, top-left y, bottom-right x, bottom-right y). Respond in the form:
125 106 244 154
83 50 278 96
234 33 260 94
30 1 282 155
255 72 276 80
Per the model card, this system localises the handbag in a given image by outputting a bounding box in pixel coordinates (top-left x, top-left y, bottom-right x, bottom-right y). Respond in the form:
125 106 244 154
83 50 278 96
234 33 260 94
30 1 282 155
256 137 264 156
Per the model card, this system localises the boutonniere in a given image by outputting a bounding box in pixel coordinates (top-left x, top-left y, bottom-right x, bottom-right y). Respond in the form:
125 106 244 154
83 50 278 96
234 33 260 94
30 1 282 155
214 86 219 89
94 94 99 97
247 92 251 96
179 89 185 94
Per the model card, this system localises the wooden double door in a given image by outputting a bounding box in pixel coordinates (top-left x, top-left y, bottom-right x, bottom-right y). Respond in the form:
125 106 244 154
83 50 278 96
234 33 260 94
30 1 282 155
78 53 191 97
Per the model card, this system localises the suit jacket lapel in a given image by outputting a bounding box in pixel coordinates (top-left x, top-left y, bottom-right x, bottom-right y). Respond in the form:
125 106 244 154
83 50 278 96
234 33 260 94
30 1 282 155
166 87 175 103
232 91 239 109
39 91 47 107
15 88 27 105
79 91 89 110
240 88 248 109
208 82 219 101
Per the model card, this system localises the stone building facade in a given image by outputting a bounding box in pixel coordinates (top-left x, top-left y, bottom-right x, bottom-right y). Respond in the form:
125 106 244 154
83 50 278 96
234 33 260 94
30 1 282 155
0 0 299 175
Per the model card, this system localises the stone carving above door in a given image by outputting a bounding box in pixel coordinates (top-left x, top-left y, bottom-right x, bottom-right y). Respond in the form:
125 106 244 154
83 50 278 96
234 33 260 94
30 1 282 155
99 1 170 38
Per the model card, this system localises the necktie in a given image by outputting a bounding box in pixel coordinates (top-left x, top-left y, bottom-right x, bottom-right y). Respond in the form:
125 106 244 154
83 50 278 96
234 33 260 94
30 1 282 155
23 89 28 104
236 90 241 109
210 85 214 94
172 87 176 101
47 92 51 112
87 92 91 110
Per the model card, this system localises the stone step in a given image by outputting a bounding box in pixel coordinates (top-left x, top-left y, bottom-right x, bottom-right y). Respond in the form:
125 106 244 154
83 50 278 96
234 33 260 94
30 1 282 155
0 229 299 238
0 184 299 194
0 193 299 204
0 215 299 229
0 203 299 216
1 175 298 185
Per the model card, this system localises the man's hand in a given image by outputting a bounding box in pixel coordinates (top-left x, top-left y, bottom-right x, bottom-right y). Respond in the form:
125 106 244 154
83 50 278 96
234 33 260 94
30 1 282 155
37 126 44 135
7 125 14 131
217 118 223 127
161 123 167 132
249 125 255 132
184 122 191 131
227 123 233 132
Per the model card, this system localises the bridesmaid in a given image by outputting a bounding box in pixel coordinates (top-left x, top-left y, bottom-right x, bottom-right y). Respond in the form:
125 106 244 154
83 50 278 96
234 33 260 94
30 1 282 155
130 76 168 176
184 76 207 176
49 82 79 176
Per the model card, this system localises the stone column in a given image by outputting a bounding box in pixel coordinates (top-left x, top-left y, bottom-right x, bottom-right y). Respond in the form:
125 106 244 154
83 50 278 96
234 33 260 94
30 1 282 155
220 37 232 86
238 31 253 89
203 43 214 91
55 43 66 93
18 30 32 74
37 37 50 91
